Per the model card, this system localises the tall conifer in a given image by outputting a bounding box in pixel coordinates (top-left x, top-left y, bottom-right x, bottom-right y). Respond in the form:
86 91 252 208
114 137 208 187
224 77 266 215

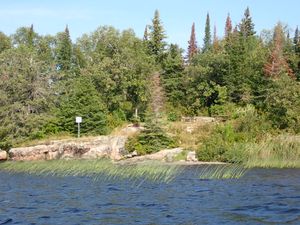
149 10 166 61
56 25 72 71
187 22 198 62
203 13 212 52
225 14 232 37
239 7 256 37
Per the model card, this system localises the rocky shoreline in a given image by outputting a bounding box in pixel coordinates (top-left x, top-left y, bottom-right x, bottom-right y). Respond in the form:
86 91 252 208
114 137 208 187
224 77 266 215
0 135 208 164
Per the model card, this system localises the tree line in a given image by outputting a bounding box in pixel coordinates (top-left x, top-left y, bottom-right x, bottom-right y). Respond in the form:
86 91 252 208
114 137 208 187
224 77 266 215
0 7 299 150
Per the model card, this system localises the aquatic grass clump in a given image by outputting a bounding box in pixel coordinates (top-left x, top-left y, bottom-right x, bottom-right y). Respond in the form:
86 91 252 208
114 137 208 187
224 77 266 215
198 164 248 179
0 160 183 183
245 135 300 168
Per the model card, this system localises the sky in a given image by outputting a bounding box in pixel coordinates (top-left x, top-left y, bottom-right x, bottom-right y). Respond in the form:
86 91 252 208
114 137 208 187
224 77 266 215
1 0 300 50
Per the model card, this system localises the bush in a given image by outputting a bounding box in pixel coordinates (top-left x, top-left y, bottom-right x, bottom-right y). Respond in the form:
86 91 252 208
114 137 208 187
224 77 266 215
196 106 274 163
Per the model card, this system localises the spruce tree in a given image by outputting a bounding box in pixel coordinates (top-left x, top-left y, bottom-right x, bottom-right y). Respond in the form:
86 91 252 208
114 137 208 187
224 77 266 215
239 7 256 38
225 14 232 38
27 24 35 48
187 22 198 62
203 13 212 52
56 25 72 71
213 25 219 51
149 10 166 61
143 25 149 41
294 26 300 54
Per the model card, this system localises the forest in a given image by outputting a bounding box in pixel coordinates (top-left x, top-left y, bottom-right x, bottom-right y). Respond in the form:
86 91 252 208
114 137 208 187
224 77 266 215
0 8 299 165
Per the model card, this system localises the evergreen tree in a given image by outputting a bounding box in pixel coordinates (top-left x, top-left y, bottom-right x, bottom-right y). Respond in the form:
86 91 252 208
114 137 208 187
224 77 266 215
213 25 219 51
162 44 185 106
203 13 212 52
28 24 35 48
56 76 108 135
225 14 232 38
294 26 300 53
239 7 256 38
56 25 72 71
187 22 198 62
149 10 167 61
143 25 149 41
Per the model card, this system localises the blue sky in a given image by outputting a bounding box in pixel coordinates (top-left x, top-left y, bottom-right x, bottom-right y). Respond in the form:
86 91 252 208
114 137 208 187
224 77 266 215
1 0 300 50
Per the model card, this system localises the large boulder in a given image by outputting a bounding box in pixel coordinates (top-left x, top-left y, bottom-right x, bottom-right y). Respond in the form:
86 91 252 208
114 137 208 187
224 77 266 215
186 151 197 162
0 150 8 161
9 136 127 161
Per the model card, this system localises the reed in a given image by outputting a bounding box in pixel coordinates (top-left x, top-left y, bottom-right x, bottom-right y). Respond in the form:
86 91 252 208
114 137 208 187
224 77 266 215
0 160 249 182
198 164 248 179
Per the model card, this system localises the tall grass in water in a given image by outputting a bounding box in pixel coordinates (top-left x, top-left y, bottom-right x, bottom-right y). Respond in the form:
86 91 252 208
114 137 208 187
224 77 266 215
245 135 300 168
0 160 182 183
199 165 247 179
0 160 249 182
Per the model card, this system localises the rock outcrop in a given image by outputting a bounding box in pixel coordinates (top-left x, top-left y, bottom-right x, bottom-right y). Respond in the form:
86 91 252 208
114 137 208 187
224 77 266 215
0 150 8 161
9 136 127 161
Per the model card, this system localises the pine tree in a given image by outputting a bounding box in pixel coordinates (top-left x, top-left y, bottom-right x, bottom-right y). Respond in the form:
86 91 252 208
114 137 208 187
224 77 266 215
143 25 149 41
294 26 300 54
225 14 232 38
28 24 35 48
203 13 212 52
56 25 72 71
239 7 256 38
149 10 166 61
187 22 198 62
264 23 295 79
213 25 219 51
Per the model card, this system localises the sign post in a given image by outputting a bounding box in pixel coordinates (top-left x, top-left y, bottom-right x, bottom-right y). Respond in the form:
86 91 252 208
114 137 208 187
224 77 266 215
75 116 82 138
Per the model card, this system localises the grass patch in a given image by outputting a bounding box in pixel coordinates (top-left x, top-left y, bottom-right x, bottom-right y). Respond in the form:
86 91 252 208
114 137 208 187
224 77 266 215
165 121 214 151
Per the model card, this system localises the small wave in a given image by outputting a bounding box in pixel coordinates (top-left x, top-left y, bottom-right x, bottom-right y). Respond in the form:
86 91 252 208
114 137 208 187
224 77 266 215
0 219 13 225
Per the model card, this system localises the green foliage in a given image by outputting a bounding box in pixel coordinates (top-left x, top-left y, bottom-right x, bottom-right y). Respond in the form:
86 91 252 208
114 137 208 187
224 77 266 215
78 26 154 118
0 32 11 53
196 105 273 162
263 75 300 132
0 46 57 145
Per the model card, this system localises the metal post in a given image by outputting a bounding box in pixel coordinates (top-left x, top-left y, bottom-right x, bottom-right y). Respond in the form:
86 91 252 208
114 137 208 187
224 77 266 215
78 122 80 138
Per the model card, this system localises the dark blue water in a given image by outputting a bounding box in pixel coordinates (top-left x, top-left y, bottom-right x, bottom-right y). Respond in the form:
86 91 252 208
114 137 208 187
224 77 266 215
0 167 299 225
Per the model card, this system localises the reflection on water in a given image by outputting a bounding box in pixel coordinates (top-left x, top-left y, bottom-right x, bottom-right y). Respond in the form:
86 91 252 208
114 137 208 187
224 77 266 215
0 168 299 225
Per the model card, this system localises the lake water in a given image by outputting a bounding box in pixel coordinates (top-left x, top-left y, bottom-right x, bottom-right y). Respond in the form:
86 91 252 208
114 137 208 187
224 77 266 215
0 167 299 225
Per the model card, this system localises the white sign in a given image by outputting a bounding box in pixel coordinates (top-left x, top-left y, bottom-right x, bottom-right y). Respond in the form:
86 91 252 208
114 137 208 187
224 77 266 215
76 116 82 123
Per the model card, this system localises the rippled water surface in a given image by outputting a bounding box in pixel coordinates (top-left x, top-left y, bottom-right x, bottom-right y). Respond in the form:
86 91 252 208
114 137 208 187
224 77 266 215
0 167 299 225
